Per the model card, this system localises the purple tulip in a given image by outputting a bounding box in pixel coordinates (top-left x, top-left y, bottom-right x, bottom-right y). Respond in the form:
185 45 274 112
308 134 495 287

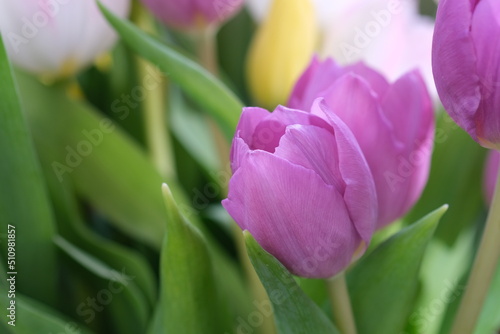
141 0 243 30
289 57 434 228
222 100 377 279
484 150 500 205
432 0 500 149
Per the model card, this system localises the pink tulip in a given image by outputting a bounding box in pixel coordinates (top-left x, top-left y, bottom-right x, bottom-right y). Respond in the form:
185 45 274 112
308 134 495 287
223 100 377 278
0 0 130 78
432 0 500 149
484 150 500 205
141 0 244 30
289 57 434 228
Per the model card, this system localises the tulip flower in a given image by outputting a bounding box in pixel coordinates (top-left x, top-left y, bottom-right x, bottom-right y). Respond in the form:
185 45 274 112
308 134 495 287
246 0 318 108
0 0 130 78
222 100 377 278
289 57 434 228
246 0 436 98
140 0 244 30
432 0 500 149
484 150 500 205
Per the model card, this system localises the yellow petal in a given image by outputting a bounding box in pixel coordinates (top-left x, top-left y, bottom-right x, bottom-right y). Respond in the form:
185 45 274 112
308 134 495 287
246 0 318 109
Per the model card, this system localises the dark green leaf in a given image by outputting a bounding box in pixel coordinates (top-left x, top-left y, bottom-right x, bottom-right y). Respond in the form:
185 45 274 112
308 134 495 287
245 231 339 334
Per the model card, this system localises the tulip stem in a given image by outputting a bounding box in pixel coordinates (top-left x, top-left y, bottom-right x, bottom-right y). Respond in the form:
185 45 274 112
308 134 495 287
450 166 500 334
326 272 358 334
133 4 176 179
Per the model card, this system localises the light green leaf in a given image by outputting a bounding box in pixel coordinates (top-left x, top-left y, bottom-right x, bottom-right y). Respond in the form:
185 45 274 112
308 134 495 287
98 1 242 140
158 184 229 334
348 205 448 334
0 32 57 306
244 231 339 334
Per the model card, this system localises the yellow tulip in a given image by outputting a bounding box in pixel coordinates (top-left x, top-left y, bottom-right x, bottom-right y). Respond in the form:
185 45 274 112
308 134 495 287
246 0 318 108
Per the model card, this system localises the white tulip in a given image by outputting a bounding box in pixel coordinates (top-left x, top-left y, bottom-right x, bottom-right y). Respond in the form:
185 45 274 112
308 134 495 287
0 0 131 78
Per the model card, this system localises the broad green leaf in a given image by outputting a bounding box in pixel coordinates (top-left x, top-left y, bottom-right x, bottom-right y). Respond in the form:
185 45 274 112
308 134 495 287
244 232 339 334
98 2 243 140
54 236 150 334
406 112 486 245
0 289 93 334
0 34 57 306
159 184 229 334
348 205 448 334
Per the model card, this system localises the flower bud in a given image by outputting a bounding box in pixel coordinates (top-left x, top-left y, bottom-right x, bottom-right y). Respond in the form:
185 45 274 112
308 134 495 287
246 0 317 108
223 100 377 278
0 0 130 78
289 57 434 228
140 0 244 30
432 0 500 149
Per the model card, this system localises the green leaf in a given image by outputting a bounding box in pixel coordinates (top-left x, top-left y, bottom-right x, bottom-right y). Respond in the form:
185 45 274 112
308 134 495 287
0 289 94 334
0 33 57 306
98 1 243 140
158 184 228 334
54 236 150 334
406 112 486 245
348 205 448 334
244 231 339 334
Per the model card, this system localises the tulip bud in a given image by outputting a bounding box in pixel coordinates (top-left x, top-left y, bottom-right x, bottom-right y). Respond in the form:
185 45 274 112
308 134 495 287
484 150 500 205
0 0 130 79
432 0 500 149
140 0 244 30
246 0 318 108
223 100 377 278
289 57 434 228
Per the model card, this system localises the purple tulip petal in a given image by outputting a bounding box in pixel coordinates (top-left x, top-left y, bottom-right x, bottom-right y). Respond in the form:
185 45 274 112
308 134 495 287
275 124 345 192
381 70 434 148
223 150 361 278
432 0 481 140
231 107 270 171
251 105 333 152
312 100 378 241
470 0 500 146
288 56 344 110
343 62 390 98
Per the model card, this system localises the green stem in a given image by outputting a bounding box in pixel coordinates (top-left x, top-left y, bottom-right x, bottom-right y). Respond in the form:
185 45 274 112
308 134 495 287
326 272 358 334
450 166 500 334
133 4 176 180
